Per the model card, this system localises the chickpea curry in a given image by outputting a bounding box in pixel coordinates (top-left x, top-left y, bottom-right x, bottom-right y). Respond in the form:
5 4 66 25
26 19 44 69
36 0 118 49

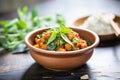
34 24 91 51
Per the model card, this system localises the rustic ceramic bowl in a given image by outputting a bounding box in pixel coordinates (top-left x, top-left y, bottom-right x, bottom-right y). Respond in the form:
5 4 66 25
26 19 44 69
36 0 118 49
73 15 120 41
24 27 99 71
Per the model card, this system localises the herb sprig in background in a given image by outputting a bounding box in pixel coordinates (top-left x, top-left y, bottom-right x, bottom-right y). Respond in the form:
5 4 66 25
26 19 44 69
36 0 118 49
0 6 65 53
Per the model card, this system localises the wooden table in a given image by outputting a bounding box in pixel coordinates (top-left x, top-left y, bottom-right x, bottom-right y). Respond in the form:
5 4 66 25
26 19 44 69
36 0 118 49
0 0 120 80
0 38 120 80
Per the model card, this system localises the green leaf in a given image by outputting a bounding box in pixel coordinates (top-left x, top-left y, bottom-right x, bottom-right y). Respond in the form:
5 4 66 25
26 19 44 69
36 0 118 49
47 42 56 50
0 35 5 39
0 28 3 32
3 40 22 50
17 8 23 20
44 16 52 21
87 40 92 46
5 19 18 27
11 44 28 54
17 6 27 20
60 24 71 34
22 6 28 15
17 20 27 29
7 25 18 33
47 30 57 45
72 38 78 44
31 6 38 20
56 14 65 24
60 39 66 46
0 6 66 53
0 21 9 26
36 34 42 39
60 33 73 46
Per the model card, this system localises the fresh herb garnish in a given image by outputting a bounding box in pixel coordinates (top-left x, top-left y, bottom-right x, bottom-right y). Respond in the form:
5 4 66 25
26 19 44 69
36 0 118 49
36 35 42 39
60 33 73 46
87 40 92 46
59 24 71 34
47 41 56 50
34 23 90 51
47 30 57 45
47 24 73 46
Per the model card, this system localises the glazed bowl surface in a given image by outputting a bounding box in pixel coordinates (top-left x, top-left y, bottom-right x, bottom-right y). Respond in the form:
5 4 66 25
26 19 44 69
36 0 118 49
24 27 99 71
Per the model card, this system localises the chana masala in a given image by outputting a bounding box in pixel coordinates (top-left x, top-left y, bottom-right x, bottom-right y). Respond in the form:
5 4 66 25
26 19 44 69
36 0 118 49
34 24 91 51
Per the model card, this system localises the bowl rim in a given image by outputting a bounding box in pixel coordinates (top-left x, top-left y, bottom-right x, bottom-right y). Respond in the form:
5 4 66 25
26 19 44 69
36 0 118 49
24 26 100 55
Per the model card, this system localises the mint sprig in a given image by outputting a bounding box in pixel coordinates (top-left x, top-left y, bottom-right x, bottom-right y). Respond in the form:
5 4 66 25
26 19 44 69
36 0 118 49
0 6 65 53
47 24 73 46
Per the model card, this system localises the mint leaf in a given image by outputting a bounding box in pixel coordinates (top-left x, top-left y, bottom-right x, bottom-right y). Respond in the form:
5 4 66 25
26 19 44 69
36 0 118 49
60 24 71 34
47 42 56 50
56 14 65 24
0 6 66 53
31 6 38 20
17 6 27 20
0 21 9 26
60 33 73 46
5 19 18 27
47 30 57 45
17 20 27 29
22 6 28 15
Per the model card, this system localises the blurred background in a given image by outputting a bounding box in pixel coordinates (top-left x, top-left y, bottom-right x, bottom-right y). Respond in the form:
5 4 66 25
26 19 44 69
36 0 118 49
0 0 120 24
0 0 120 80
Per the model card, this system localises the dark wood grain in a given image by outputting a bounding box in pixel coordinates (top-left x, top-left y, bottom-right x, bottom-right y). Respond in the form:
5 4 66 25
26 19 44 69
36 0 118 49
0 40 120 80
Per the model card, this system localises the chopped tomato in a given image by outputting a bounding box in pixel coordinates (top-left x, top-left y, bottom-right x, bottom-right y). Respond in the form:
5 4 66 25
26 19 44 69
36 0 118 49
38 38 44 43
77 43 81 47
75 33 79 37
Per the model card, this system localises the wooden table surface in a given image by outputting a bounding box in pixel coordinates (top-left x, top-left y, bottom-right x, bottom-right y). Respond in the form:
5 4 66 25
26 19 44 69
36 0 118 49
0 0 120 80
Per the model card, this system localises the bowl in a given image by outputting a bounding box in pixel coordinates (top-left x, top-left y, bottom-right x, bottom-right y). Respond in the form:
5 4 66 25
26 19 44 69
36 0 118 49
24 27 99 71
73 15 120 41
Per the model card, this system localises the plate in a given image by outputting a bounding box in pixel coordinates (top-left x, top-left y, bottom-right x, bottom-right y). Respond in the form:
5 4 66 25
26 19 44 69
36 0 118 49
73 15 120 41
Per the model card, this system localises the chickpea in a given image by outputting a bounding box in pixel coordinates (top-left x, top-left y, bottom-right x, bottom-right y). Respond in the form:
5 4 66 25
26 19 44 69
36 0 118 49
42 32 51 39
40 44 47 50
35 38 39 44
77 40 88 49
81 42 87 49
67 32 73 40
34 44 39 48
65 43 72 51
57 48 66 52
